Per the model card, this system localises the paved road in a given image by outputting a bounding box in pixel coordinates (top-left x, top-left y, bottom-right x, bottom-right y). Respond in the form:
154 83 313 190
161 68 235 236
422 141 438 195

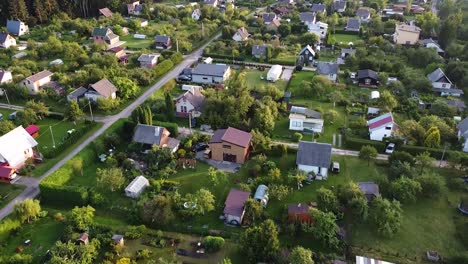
0 33 221 221
0 103 64 116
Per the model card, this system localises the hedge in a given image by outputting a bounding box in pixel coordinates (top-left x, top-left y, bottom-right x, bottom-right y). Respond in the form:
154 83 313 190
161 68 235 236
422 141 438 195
269 58 296 66
154 121 178 137
203 53 246 61
333 30 360 35
39 183 89 206
344 137 386 153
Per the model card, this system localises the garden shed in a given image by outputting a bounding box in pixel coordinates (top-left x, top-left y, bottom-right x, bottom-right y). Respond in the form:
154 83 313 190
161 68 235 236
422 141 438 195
125 175 149 198
267 65 283 82
254 184 269 207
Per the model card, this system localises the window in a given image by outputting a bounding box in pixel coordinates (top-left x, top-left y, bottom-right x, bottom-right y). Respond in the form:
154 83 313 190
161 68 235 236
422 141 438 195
181 106 187 112
222 145 231 149
365 79 371 85
442 84 446 88
292 121 302 128
385 126 391 130
202 77 208 80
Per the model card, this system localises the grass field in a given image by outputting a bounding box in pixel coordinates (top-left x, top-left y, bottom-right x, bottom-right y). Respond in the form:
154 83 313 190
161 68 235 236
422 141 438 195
121 34 154 50
332 33 361 43
244 69 288 91
0 184 25 208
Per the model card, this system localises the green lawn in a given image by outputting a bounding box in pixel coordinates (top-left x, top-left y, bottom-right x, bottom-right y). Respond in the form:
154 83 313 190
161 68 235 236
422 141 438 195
244 69 288 91
121 34 155 50
332 33 361 43
0 184 25 208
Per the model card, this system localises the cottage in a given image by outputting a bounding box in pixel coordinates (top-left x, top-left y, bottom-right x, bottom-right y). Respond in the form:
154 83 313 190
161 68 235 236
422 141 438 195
125 175 150 198
357 69 379 87
191 64 231 84
367 112 394 141
333 0 346 13
209 127 252 164
457 117 468 152
106 47 128 64
311 4 327 14
138 53 160 69
262 13 279 25
0 70 13 84
232 27 250 42
300 12 316 25
25 125 39 138
356 8 371 21
174 86 205 117
92 27 119 46
252 45 267 59
0 32 16 49
267 65 283 82
341 48 356 58
297 45 316 66
154 35 172 50
77 233 89 245
67 87 88 102
192 9 202 20
308 21 328 39
356 256 394 264
393 24 421 45
112 235 125 246
296 141 332 179
289 106 323 133
358 182 380 202
427 68 463 97
254 184 269 207
6 20 29 36
132 124 180 153
20 70 53 95
345 18 361 32
223 189 250 225
419 38 444 55
86 78 118 101
99 8 113 18
127 1 143 15
204 0 219 7
288 203 313 224
316 62 338 82
0 126 38 169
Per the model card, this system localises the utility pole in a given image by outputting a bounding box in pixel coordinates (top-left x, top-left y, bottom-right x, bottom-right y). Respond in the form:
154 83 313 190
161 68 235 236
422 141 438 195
176 39 179 53
188 112 192 134
202 22 205 38
439 143 449 168
88 101 94 121
49 126 56 148
1 88 10 106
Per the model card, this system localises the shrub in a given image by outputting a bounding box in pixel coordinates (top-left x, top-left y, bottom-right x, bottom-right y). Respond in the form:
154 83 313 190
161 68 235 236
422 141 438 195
344 137 386 152
203 236 225 252
292 132 303 142
125 225 147 239
54 213 65 222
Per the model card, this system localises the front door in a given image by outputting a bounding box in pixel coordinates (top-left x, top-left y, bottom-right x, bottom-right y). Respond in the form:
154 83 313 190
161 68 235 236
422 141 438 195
223 153 237 163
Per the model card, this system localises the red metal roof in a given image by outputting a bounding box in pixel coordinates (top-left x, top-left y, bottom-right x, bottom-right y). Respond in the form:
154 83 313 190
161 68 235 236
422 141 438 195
224 189 250 217
0 166 14 179
368 115 393 130
25 125 39 135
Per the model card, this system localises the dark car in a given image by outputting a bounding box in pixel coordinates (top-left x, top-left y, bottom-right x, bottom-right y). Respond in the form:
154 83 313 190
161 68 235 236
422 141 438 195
192 142 208 152
176 248 189 256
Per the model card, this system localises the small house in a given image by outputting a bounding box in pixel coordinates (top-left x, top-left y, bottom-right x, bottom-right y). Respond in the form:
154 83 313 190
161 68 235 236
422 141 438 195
174 86 205 117
252 45 267 59
232 27 250 42
6 20 28 36
333 0 346 13
356 8 371 21
223 189 250 225
99 8 113 18
297 45 316 66
20 70 54 95
191 64 231 84
0 166 17 182
132 124 180 153
267 65 283 82
427 68 463 97
316 62 338 82
77 233 89 245
289 106 323 133
370 91 380 100
341 48 356 58
300 12 316 26
25 125 39 138
127 1 143 15
296 141 332 179
112 235 124 246
106 47 128 64
0 32 16 49
288 203 313 224
138 53 160 69
67 87 88 102
419 38 444 55
125 175 150 198
254 184 269 207
204 0 219 7
457 117 468 152
393 24 421 45
357 69 379 87
358 182 380 202
308 21 328 39
356 256 394 264
0 70 13 84
367 112 394 141
138 18 149 27
345 18 361 32
154 35 172 50
209 127 252 164
311 4 327 14
86 78 118 101
192 9 202 20
92 27 119 46
262 13 279 25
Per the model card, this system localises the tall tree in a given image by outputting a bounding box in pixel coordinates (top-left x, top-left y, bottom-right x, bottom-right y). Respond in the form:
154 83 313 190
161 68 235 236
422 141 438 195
65 100 85 121
359 145 378 166
424 126 441 148
141 195 175 226
50 240 100 264
416 11 439 37
70 206 95 231
193 188 215 215
240 220 280 263
304 209 341 250
0 120 16 136
317 187 340 214
390 177 422 203
289 246 314 264
165 92 175 121
243 198 264 226
378 90 398 112
8 0 29 21
414 151 435 174
369 197 402 237
439 11 462 49
96 168 125 192
33 0 46 23
14 199 41 223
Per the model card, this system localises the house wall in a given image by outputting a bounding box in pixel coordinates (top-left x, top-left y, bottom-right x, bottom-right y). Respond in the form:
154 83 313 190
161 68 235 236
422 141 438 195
0 37 16 49
369 125 393 141
463 138 468 152
0 147 34 169
0 72 13 84
297 164 328 177
209 142 249 164
140 60 157 68
308 24 327 39
432 81 452 89
439 90 461 97
289 118 304 131
107 37 120 45
94 36 105 43
288 213 312 224
225 213 243 225
21 76 52 94
192 74 227 84
394 29 420 45
175 99 195 114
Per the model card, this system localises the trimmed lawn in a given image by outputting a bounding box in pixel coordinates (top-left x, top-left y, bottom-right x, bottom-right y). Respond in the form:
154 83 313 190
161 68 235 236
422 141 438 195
0 184 25 208
121 34 154 50
332 33 361 43
244 69 288 91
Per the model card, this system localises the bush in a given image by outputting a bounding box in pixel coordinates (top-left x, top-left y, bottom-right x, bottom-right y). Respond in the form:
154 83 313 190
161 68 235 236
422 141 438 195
292 132 303 142
153 121 178 137
125 225 147 239
344 137 386 152
203 236 225 253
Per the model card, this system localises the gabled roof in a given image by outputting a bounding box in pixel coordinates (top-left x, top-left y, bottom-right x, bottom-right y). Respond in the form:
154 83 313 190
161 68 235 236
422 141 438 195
262 13 277 23
192 63 230 77
0 32 13 44
346 18 361 30
299 45 315 56
138 53 160 63
133 124 169 145
175 87 205 111
210 127 252 148
333 0 346 10
92 27 112 37
367 112 393 131
316 62 339 75
311 3 326 12
192 8 202 16
155 35 170 44
457 117 468 135
25 125 39 135
252 45 267 56
427 68 451 84
356 7 371 18
300 12 316 23
234 27 250 40
341 48 356 54
0 70 12 82
396 24 421 33
89 78 118 98
224 189 250 217
358 69 378 80
296 141 332 168
290 106 322 119
125 175 149 194
99 8 113 17
288 203 311 215
0 126 38 168
68 86 88 99
358 182 380 196
25 70 53 83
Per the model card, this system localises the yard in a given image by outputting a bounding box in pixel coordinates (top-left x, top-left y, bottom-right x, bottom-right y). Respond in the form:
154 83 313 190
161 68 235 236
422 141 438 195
331 33 362 43
244 68 288 91
121 34 155 50
0 184 25 208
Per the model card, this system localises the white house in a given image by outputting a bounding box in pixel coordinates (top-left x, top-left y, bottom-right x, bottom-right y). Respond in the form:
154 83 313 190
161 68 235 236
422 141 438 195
289 106 323 133
254 184 269 207
267 65 283 82
85 78 118 102
138 53 160 69
232 27 250 42
0 126 38 169
174 86 205 117
367 112 394 141
457 117 468 152
296 141 332 179
0 32 16 49
192 9 202 20
300 12 316 26
308 21 328 39
0 70 13 84
191 64 231 84
356 256 394 264
125 175 150 198
20 70 53 95
224 189 250 225
427 68 463 97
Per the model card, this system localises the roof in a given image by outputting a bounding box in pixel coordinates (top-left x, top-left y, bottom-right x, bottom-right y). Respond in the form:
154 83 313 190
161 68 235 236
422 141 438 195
358 182 380 196
341 48 356 54
0 126 39 167
0 70 12 82
356 8 371 18
25 70 53 83
68 87 88 99
356 256 394 264
99 8 113 17
334 0 346 10
367 112 393 131
446 99 466 111
210 127 252 148
193 8 202 16
6 20 26 35
457 117 468 135
262 13 277 23
253 184 268 200
427 68 451 84
358 69 378 80
396 24 421 33
0 32 12 44
164 137 180 150
132 124 168 145
0 166 14 178
175 88 205 111
316 62 339 75
300 12 316 23
155 35 170 43
92 27 111 37
25 125 39 135
112 234 124 242
367 107 380 115
90 78 118 98
224 189 250 217
290 106 322 119
288 203 310 214
432 87 463 94
78 233 89 241
311 3 326 12
296 141 332 168
192 63 230 77
252 45 267 56
125 175 149 194
299 45 315 56
235 27 250 39
346 18 361 30
138 53 160 63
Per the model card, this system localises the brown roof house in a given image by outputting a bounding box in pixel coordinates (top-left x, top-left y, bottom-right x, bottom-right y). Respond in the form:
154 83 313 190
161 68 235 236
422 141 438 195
223 189 250 225
20 70 54 95
174 87 205 118
99 8 113 18
138 53 160 69
132 124 180 153
127 1 143 15
85 78 118 102
155 35 172 50
288 203 313 224
106 47 128 64
209 127 252 164
358 182 380 202
0 32 16 49
92 27 120 46
232 27 250 42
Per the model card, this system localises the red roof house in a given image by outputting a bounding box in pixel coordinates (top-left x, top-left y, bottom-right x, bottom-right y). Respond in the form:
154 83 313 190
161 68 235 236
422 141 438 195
0 166 16 182
288 203 313 224
367 112 395 141
223 189 250 225
25 125 39 138
209 127 252 164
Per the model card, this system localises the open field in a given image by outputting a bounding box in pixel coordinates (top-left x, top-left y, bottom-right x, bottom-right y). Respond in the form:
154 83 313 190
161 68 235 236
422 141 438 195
244 68 288 91
0 185 25 208
332 33 362 43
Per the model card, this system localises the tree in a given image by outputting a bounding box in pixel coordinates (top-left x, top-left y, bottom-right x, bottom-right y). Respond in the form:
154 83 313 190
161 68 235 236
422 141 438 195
96 168 125 192
329 13 339 34
25 100 49 118
17 109 38 126
439 12 462 49
369 197 402 237
65 100 85 121
251 102 275 136
193 188 215 215
141 195 175 226
349 196 369 221
278 24 291 37
323 110 339 124
416 172 445 198
165 92 175 121
50 240 100 264
390 177 422 203
71 158 83 176
207 167 227 187
269 184 290 201
400 120 425 145
305 209 341 250
240 220 279 263
359 145 378 166
301 33 319 46
202 236 225 252
14 199 41 223
70 206 95 231
378 90 398 112
113 77 140 99
317 187 339 214
289 246 314 264
9 0 29 21
424 126 441 148
0 120 16 136
416 11 439 37
243 198 264 226
329 91 343 107
33 0 46 23
414 151 435 174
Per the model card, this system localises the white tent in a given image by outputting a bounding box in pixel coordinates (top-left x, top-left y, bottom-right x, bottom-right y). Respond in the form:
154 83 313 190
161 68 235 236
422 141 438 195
125 175 150 198
267 65 283 82
253 184 269 207
0 126 38 168
370 91 380 99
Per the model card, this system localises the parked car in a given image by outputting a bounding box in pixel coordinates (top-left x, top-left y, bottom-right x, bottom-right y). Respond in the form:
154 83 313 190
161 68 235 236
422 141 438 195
192 142 208 152
385 143 396 154
331 162 340 173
